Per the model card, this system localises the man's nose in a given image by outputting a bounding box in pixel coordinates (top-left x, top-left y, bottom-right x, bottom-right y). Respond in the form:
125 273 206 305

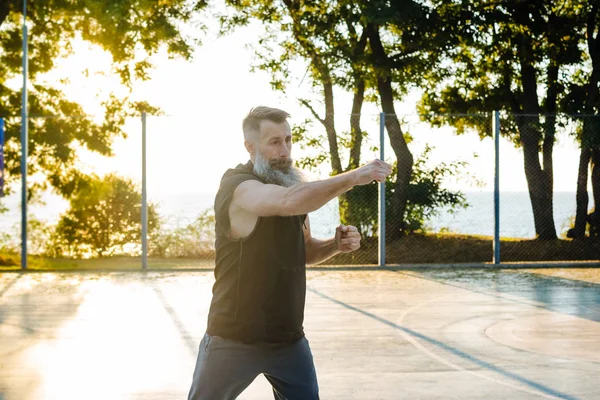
279 144 290 158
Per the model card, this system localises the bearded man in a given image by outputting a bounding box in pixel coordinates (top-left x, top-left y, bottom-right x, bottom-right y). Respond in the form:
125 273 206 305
188 106 392 400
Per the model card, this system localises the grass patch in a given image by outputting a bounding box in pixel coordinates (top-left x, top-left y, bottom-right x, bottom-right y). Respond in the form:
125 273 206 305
0 252 214 271
0 251 52 270
1 233 599 271
46 257 215 270
323 233 600 265
0 252 19 267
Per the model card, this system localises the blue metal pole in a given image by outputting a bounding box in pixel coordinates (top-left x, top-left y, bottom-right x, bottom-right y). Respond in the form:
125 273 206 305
493 111 501 265
142 112 148 270
378 112 386 267
21 0 28 270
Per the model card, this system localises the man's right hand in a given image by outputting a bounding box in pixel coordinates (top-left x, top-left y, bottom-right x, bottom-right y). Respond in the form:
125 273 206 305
353 159 393 186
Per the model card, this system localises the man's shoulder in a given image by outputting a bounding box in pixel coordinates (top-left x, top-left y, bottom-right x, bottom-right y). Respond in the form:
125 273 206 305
214 161 261 219
222 161 254 179
218 161 262 192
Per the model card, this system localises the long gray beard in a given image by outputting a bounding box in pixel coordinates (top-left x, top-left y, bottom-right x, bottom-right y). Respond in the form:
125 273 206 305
253 151 305 187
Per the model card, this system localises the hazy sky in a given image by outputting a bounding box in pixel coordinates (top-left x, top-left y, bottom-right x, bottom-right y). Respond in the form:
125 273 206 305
2 14 586 223
52 29 580 187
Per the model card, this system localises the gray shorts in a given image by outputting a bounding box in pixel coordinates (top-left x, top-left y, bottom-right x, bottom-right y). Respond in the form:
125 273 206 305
188 333 319 400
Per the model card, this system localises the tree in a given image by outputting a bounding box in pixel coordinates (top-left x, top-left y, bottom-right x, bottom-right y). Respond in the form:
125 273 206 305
50 174 159 257
563 1 600 238
221 0 371 227
419 0 582 239
0 0 207 200
222 0 448 239
347 146 470 237
361 0 444 239
150 209 215 258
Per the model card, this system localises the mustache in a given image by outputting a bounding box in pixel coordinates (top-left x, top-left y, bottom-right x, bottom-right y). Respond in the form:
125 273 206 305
269 158 293 169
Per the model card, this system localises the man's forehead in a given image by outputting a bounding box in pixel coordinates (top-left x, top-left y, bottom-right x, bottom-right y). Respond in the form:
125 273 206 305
259 120 291 139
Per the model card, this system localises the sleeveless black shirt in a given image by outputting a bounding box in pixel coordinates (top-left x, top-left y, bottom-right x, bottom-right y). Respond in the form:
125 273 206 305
206 161 307 343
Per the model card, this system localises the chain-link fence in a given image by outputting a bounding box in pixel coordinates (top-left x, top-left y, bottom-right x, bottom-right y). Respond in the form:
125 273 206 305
1 112 599 269
498 114 600 262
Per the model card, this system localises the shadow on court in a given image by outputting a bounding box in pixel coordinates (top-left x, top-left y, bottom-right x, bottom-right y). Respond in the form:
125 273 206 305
405 269 600 323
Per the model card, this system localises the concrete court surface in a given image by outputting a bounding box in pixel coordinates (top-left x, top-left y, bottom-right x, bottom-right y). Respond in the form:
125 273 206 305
1 268 599 400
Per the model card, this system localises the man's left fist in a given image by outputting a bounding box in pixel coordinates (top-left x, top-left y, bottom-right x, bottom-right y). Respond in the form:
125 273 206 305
335 225 361 253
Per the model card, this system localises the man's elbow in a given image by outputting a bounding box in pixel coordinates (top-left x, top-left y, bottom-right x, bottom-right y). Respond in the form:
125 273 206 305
306 248 326 266
305 256 318 266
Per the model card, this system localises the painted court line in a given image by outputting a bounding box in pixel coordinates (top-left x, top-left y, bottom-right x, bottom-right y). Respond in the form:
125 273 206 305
307 286 577 400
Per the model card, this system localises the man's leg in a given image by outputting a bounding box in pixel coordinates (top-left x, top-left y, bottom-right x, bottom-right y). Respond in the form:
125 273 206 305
188 333 262 400
263 337 319 400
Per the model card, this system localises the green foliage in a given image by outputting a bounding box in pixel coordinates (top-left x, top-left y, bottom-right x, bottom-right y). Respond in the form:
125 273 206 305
28 218 55 255
403 146 471 233
221 0 453 238
49 174 159 257
0 251 19 266
291 120 330 172
221 0 377 178
221 0 363 91
150 209 215 258
0 0 207 197
345 146 470 237
415 0 590 239
0 230 13 253
0 217 54 255
418 0 584 137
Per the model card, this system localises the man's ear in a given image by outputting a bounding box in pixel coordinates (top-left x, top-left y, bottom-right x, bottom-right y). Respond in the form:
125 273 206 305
244 140 255 155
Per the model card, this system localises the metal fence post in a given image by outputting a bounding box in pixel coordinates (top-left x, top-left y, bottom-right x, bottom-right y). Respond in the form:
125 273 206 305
21 2 28 270
142 112 148 270
493 110 501 265
379 112 386 267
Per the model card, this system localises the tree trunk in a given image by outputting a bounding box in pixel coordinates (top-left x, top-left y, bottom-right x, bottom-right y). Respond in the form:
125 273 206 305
518 117 557 239
378 76 413 240
317 59 342 175
299 58 342 175
290 7 368 229
539 114 557 240
569 145 591 238
579 4 600 238
366 22 414 240
284 0 342 175
339 26 368 228
590 146 600 236
339 78 366 227
513 7 557 239
523 144 556 239
348 78 365 170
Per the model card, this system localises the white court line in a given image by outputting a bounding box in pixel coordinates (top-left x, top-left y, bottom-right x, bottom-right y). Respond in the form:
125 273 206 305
395 291 565 400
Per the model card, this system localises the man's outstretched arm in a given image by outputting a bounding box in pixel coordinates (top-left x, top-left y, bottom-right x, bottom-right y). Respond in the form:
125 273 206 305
232 159 392 217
